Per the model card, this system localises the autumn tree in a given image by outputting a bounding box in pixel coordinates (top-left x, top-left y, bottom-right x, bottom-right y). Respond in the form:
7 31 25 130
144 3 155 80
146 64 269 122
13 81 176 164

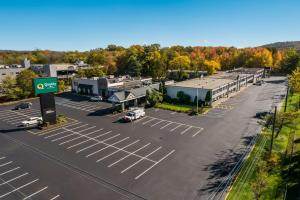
289 67 300 93
169 56 191 70
16 69 38 98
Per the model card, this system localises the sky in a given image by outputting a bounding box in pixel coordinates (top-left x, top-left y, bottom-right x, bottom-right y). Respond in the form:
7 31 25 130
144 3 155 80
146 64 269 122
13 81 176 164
0 0 299 51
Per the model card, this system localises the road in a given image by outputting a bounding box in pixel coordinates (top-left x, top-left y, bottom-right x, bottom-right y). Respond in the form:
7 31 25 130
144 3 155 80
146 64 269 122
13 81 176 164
0 76 286 200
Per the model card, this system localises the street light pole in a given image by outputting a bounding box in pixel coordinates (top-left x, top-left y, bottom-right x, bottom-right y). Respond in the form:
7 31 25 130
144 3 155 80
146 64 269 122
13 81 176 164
270 106 277 156
284 85 289 112
196 87 198 113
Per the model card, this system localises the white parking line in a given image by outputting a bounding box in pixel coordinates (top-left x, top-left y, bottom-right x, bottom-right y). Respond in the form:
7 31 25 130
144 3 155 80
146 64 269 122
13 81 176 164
51 126 96 142
150 120 165 127
2 115 25 121
56 102 94 112
50 194 60 200
121 147 162 174
38 122 81 136
0 179 39 198
180 126 192 135
44 124 88 139
66 131 112 149
59 129 103 145
0 167 20 176
0 161 13 167
108 143 151 167
170 112 176 115
135 149 175 180
160 122 172 129
0 157 5 160
76 134 122 154
192 128 204 137
0 112 15 118
62 127 156 162
170 124 182 132
142 118 156 125
96 140 140 162
23 186 48 200
84 135 126 156
0 173 29 186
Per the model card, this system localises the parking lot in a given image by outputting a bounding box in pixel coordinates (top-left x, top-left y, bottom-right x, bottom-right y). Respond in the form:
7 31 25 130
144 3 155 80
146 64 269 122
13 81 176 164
134 115 204 137
0 76 287 200
34 121 175 180
0 155 60 200
55 96 111 112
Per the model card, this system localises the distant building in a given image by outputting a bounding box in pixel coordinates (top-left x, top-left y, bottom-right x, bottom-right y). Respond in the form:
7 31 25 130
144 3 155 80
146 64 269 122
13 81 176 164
0 60 30 83
72 75 159 110
21 58 30 68
166 68 264 104
30 61 90 79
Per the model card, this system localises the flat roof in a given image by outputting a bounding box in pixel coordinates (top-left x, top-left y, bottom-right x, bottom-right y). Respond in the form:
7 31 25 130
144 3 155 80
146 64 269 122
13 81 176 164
167 71 254 90
168 77 234 90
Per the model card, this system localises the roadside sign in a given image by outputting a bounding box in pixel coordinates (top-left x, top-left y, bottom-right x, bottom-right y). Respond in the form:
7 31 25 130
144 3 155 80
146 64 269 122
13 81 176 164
33 77 58 95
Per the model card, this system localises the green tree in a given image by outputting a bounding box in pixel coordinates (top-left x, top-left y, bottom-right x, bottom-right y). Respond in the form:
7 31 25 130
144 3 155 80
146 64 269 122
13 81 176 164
146 90 163 106
16 69 38 98
280 49 300 73
1 76 22 100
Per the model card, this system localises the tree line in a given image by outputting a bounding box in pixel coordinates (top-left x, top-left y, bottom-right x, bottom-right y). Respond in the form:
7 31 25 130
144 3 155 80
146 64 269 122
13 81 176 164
1 44 300 79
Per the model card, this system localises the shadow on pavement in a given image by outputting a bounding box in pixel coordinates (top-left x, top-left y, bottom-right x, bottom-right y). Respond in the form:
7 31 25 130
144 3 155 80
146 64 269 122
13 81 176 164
197 135 255 197
0 126 37 134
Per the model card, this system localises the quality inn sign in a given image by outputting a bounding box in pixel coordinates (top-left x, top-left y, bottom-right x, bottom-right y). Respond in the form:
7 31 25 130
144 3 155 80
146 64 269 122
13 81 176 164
33 77 58 95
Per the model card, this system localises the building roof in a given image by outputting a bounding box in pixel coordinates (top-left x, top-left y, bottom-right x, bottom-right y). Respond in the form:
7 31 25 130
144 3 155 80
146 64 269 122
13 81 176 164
168 77 235 90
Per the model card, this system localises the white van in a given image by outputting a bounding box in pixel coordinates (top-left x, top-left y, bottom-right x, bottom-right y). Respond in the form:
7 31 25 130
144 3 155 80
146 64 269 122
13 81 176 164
123 108 145 122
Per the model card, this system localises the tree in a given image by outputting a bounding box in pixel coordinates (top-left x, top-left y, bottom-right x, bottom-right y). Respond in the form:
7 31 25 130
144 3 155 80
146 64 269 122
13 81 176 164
58 80 66 92
289 67 300 93
205 91 212 104
280 49 300 73
251 161 268 200
16 69 38 98
176 91 191 104
169 56 191 70
146 90 163 106
203 60 220 75
1 76 22 100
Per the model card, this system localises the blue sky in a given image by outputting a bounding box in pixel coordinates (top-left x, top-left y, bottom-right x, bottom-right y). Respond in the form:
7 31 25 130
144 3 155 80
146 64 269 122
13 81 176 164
0 0 299 51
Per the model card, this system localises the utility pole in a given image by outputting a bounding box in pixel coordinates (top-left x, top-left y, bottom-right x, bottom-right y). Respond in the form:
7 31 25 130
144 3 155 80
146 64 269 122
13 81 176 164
196 87 198 113
270 106 277 156
284 85 289 112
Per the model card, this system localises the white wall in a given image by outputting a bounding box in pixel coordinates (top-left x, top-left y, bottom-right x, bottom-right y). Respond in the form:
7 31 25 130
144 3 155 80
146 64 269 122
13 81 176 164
72 79 99 95
166 86 210 102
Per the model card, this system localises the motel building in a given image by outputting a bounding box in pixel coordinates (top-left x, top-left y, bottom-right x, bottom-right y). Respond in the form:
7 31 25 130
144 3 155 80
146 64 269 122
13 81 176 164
166 68 264 104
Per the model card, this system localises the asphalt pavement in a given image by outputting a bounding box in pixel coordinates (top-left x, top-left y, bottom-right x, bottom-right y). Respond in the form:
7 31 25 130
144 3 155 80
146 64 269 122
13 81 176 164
0 76 287 200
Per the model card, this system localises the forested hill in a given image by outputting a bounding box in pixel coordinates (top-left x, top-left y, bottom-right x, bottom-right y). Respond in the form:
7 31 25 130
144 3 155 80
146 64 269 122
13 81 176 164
261 41 300 51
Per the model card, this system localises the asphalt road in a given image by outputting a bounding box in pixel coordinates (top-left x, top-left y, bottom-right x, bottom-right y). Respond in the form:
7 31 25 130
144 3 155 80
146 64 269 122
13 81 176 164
0 76 286 200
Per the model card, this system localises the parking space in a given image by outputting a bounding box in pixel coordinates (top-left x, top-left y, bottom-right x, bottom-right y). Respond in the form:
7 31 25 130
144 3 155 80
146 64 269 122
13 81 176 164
0 109 41 127
133 115 204 137
0 156 60 200
55 97 104 112
55 97 112 113
32 122 175 180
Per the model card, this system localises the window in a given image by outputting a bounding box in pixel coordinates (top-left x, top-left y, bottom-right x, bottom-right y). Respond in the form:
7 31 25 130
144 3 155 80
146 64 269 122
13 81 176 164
2 73 6 75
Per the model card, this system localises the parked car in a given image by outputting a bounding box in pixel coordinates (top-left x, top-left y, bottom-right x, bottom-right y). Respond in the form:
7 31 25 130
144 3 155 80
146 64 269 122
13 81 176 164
21 117 43 127
255 111 271 119
89 96 103 101
123 108 145 122
14 102 32 110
